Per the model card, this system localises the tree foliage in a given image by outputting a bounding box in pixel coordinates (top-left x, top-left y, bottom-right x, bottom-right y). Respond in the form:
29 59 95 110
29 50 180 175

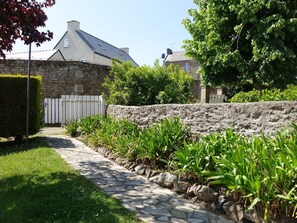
0 0 55 58
103 61 194 105
183 0 297 92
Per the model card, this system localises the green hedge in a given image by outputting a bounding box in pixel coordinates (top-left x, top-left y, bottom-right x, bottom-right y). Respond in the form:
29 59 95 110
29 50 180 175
103 61 194 105
230 85 297 103
0 74 42 137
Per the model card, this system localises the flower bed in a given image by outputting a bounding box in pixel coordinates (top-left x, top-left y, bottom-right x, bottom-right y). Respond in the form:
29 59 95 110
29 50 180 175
66 115 297 223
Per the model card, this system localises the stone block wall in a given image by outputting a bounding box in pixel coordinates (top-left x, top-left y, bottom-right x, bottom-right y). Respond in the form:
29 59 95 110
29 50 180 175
107 102 297 137
0 59 110 98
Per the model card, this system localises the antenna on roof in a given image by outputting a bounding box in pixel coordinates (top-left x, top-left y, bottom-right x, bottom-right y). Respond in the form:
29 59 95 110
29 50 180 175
167 48 173 55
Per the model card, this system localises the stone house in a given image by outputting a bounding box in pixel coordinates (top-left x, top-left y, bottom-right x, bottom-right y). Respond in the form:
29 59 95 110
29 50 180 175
53 20 138 66
163 49 223 103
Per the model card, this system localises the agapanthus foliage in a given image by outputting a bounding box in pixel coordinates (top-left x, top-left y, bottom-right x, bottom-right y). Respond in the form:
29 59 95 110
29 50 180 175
0 0 55 58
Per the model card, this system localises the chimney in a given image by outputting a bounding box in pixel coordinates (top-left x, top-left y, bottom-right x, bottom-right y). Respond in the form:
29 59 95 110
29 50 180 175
120 47 129 55
67 20 80 32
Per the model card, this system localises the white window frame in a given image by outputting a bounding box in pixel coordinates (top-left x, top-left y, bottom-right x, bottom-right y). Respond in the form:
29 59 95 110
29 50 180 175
184 63 190 72
64 39 70 48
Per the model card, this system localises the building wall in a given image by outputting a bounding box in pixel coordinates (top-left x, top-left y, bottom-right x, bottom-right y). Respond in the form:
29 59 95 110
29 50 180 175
0 59 110 98
93 53 113 66
165 60 200 80
54 32 94 63
54 32 115 66
107 102 297 137
49 50 65 61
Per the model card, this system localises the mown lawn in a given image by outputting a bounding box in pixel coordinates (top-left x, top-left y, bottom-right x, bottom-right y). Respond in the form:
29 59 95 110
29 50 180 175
0 138 141 223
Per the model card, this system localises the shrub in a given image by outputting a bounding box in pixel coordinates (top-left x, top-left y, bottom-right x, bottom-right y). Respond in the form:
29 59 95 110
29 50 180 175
103 61 194 105
230 85 297 103
0 74 42 137
229 89 261 102
282 85 297 101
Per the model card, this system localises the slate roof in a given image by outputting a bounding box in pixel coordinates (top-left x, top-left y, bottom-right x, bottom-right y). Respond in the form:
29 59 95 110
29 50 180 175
76 30 138 66
164 51 192 63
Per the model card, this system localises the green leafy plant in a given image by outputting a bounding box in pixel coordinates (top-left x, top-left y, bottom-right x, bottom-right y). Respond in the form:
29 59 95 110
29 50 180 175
205 127 297 222
65 121 79 137
103 61 194 105
135 117 191 168
77 115 104 135
111 119 140 158
230 85 297 103
282 85 297 101
89 116 140 158
172 130 244 176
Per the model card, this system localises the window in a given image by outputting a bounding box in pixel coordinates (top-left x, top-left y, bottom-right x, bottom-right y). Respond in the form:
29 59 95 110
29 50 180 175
64 39 69 48
184 63 190 73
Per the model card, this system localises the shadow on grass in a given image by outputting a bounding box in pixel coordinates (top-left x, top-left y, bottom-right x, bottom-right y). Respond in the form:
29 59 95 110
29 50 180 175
0 171 138 223
0 137 46 157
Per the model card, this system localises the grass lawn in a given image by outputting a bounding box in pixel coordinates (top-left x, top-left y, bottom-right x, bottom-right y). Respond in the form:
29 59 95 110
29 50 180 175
0 137 141 223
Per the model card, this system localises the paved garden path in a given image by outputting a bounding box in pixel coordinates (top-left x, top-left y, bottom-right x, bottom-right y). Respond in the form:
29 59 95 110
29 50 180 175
45 134 233 223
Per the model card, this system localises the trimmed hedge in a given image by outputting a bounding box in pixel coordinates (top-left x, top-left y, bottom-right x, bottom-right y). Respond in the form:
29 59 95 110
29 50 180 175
0 74 42 137
229 85 297 103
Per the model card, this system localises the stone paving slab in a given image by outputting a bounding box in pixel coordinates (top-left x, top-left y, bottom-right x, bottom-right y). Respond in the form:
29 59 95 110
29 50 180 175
46 135 233 223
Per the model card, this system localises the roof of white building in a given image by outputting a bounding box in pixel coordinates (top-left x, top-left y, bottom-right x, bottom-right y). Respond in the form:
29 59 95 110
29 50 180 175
76 30 138 66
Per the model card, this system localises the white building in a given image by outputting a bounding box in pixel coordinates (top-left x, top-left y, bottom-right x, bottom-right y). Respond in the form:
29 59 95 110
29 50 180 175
54 20 137 66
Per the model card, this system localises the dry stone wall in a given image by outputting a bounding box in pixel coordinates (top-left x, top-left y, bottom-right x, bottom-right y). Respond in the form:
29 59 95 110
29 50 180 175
107 102 297 137
0 59 110 98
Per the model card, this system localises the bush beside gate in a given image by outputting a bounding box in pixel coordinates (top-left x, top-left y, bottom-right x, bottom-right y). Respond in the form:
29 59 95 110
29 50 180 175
0 74 41 138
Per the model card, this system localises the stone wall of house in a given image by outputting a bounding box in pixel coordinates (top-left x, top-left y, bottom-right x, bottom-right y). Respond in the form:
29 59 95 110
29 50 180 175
0 59 110 98
107 102 297 137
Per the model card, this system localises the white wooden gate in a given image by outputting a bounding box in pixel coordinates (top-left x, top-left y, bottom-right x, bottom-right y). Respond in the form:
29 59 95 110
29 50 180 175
44 98 62 124
44 95 105 125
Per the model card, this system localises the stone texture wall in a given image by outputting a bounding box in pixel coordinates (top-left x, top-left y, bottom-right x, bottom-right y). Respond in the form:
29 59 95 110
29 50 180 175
107 102 297 137
0 59 110 98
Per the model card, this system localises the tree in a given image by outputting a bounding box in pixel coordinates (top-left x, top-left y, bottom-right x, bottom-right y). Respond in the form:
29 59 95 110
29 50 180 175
183 0 297 93
0 0 55 58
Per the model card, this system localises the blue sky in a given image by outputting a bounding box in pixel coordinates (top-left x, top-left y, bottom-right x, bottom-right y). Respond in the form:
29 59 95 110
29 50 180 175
12 0 197 66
